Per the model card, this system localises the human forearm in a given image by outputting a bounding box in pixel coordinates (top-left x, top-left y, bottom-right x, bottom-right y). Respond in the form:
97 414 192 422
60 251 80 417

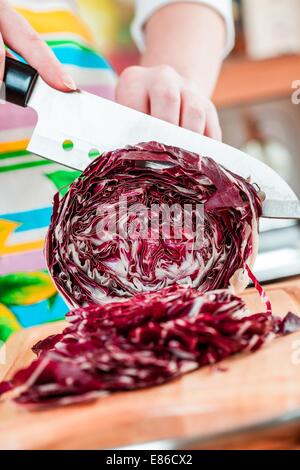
140 3 226 97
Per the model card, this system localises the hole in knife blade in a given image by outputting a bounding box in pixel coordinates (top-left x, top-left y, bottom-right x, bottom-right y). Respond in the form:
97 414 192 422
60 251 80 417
62 139 74 151
88 148 100 158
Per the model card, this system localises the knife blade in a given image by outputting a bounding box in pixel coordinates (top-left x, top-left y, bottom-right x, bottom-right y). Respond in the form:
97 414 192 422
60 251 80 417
4 58 300 219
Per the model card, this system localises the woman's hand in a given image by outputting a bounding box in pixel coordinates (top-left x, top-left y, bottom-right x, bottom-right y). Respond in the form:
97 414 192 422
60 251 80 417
116 65 222 140
0 0 75 90
118 3 227 139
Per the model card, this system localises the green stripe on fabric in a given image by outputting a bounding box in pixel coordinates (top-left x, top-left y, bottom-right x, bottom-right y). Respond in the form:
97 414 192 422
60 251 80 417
46 39 94 54
0 149 29 160
0 159 54 173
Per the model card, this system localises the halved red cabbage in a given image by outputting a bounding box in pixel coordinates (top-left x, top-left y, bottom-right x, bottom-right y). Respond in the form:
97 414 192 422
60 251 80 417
45 141 262 307
0 285 286 406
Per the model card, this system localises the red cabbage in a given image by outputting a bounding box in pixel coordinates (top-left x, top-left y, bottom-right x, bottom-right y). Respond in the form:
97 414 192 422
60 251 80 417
280 312 300 334
0 285 284 406
0 381 13 395
45 141 262 307
0 142 279 407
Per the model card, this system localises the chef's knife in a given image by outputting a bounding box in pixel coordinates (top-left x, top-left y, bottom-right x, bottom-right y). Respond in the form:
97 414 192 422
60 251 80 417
3 57 300 219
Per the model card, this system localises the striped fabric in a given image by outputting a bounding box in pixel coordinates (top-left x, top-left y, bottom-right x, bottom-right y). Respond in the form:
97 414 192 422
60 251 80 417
0 0 116 341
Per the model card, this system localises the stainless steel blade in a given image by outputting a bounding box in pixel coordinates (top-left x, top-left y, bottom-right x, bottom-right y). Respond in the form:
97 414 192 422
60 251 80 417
27 78 300 219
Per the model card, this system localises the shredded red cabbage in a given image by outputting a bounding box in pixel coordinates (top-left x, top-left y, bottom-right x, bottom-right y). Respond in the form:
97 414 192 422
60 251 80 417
0 285 290 406
45 141 262 306
2 142 294 407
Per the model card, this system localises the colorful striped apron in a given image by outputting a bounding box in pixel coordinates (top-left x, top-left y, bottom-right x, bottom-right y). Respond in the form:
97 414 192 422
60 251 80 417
0 0 117 341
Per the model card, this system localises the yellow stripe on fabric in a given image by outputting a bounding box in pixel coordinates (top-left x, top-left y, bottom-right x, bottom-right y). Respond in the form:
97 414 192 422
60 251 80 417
0 139 29 153
0 305 21 330
0 220 20 255
0 304 21 342
15 8 94 44
1 240 45 255
0 220 44 255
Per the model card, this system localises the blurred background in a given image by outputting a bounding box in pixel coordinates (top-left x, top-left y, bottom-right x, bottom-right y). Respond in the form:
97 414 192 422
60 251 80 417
77 0 300 284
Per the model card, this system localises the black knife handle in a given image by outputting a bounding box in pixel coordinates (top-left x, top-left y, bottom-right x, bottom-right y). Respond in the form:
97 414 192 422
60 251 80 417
3 57 39 107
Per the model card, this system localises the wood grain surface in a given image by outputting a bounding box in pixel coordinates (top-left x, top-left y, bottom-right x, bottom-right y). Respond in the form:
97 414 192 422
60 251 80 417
1 279 300 450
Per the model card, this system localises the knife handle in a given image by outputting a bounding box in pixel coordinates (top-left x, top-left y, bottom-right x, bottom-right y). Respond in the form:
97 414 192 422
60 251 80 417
3 57 38 107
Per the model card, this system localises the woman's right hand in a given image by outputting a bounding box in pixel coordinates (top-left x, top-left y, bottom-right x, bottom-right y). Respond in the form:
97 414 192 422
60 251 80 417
0 0 76 91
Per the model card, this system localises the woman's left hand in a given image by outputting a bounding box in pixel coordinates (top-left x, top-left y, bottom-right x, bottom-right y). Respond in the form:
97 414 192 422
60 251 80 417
116 65 222 141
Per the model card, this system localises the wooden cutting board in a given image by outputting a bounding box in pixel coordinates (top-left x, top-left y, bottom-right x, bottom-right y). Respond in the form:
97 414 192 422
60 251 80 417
1 279 300 450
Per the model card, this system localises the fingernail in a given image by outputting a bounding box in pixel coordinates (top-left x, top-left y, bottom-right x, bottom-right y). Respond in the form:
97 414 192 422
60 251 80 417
63 76 77 91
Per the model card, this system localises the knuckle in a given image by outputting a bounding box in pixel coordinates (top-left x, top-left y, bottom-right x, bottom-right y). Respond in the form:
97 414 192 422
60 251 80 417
154 85 179 105
206 100 217 113
26 28 41 42
120 66 142 83
188 103 205 121
27 31 43 44
0 1 7 13
157 64 176 80
185 79 198 93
